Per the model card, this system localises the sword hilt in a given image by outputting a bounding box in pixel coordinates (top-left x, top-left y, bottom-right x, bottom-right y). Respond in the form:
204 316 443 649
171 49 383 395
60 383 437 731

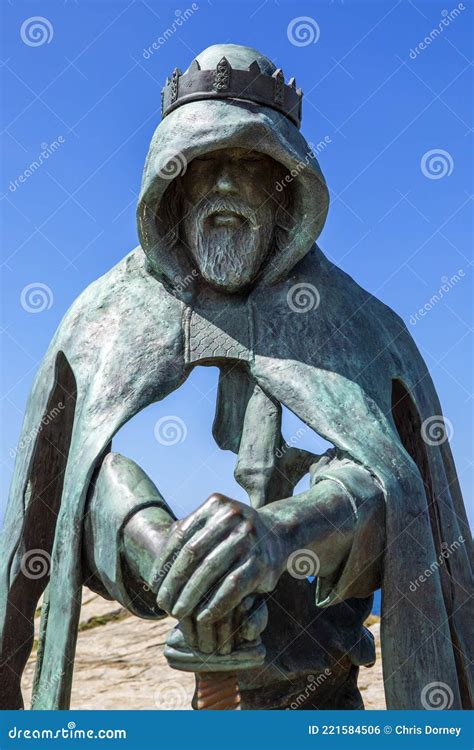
192 671 241 710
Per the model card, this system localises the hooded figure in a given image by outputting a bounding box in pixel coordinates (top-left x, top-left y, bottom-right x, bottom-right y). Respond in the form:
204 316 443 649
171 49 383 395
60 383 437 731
0 44 472 711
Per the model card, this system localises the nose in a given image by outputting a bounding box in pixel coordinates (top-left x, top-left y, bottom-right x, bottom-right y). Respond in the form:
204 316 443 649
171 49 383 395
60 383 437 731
215 162 238 196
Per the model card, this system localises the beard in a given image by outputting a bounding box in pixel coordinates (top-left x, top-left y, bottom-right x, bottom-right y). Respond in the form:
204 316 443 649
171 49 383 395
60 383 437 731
181 196 276 292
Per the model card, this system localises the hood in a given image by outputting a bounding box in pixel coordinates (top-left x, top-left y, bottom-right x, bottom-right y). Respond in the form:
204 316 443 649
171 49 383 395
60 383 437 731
137 44 329 289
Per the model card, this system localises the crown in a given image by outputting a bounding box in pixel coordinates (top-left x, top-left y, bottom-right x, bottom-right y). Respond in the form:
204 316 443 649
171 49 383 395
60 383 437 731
161 56 303 128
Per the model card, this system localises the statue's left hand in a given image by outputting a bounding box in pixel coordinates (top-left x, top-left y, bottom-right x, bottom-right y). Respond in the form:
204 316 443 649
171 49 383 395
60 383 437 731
153 493 284 623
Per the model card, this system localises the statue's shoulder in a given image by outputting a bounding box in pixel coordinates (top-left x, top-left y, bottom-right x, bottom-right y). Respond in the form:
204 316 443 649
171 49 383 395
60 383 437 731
265 246 423 375
51 248 183 355
306 246 409 334
64 247 158 312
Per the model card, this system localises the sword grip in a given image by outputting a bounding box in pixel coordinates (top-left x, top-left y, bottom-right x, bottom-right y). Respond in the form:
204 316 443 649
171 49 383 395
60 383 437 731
192 671 241 710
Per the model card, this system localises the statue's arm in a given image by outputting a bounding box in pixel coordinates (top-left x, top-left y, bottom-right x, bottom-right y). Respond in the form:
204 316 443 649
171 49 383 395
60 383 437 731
260 454 385 605
82 452 175 618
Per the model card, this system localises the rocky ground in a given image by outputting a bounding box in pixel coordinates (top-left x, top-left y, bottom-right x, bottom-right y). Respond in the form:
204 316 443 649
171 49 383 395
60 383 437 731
22 592 385 710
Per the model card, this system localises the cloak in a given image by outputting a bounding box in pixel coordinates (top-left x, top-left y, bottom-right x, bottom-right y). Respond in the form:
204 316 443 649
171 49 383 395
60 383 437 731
1 45 472 710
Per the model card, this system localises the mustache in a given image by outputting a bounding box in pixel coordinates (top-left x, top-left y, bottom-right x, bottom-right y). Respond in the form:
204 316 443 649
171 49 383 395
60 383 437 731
194 197 257 226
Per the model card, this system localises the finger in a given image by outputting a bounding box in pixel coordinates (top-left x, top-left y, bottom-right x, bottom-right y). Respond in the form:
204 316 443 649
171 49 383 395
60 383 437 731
196 620 217 654
151 523 186 594
152 499 221 592
178 617 198 650
232 596 254 644
196 559 257 624
215 614 234 655
157 509 240 614
239 600 269 642
171 530 246 619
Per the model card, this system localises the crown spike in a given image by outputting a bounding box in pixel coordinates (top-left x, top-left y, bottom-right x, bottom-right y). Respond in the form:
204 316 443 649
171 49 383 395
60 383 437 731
273 68 285 105
248 60 261 77
214 57 232 91
188 59 201 73
288 77 296 88
169 67 182 104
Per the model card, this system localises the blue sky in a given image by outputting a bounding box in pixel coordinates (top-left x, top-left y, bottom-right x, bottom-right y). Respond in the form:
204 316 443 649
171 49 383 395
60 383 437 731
1 0 472 560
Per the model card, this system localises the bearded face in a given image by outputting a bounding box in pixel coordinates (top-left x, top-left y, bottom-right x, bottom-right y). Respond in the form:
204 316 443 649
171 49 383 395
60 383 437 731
181 193 277 292
163 148 289 293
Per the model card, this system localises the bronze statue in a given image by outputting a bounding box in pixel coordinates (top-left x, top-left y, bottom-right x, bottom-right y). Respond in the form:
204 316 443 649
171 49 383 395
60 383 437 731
1 44 472 711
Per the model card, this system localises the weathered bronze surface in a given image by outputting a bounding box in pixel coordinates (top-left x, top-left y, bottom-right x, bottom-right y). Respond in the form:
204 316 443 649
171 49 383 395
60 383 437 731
0 44 472 711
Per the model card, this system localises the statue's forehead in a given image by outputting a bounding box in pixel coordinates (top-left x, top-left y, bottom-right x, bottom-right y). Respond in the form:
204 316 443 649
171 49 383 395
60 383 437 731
190 146 275 161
